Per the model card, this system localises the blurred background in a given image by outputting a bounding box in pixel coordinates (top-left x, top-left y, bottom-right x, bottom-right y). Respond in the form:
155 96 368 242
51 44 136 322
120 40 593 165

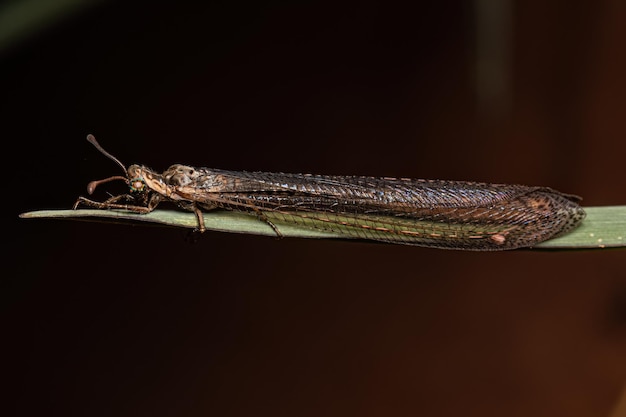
3 1 626 416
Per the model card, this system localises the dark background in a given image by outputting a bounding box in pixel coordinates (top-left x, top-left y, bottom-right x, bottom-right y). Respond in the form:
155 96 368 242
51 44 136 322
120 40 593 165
3 1 626 416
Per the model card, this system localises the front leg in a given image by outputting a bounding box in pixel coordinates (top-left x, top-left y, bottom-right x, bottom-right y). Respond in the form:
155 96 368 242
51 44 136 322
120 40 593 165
73 193 162 214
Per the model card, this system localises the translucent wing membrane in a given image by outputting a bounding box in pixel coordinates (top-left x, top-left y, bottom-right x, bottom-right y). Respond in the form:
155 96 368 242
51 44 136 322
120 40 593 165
183 170 585 250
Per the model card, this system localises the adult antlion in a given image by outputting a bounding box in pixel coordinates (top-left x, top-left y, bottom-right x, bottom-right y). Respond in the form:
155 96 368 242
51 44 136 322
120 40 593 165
74 134 585 251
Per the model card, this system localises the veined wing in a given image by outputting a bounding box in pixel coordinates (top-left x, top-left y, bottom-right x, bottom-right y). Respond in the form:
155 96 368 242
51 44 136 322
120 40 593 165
189 168 570 211
183 169 584 250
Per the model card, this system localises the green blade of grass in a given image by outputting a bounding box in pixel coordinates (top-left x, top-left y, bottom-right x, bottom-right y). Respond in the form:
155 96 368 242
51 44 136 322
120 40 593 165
19 206 626 250
19 208 339 239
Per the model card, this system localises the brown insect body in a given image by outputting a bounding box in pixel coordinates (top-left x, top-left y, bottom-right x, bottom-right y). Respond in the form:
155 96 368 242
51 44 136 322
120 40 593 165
75 136 586 251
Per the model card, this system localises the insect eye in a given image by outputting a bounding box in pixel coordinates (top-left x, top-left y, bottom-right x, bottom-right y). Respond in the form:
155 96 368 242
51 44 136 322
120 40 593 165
129 177 146 192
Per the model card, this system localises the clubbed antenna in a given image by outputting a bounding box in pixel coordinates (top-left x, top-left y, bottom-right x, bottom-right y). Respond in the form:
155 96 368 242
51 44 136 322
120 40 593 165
84 134 129 194
86 134 127 174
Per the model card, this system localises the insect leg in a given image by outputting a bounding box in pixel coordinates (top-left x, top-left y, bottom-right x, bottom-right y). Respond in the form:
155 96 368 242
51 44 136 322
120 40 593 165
193 201 280 236
73 193 162 214
176 201 207 232
191 203 206 233
73 196 153 213
253 209 283 238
